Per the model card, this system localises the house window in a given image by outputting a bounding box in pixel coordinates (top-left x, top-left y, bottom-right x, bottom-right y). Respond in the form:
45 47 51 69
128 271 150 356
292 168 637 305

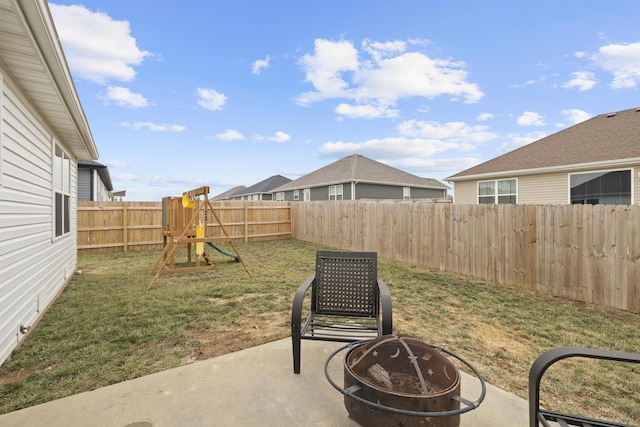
53 144 71 237
303 188 310 201
570 169 631 205
403 187 410 200
293 190 299 200
329 184 343 200
478 179 517 204
275 192 284 201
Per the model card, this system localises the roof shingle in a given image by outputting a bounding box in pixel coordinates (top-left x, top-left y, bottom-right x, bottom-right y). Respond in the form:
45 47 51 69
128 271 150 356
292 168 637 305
273 154 448 191
447 107 640 180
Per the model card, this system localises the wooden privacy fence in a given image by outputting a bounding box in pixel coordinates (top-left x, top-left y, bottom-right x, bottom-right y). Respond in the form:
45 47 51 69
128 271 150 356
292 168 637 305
290 200 640 313
77 201 291 254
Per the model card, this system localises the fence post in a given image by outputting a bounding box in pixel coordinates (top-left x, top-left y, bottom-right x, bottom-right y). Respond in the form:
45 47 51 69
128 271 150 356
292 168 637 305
123 204 128 252
245 205 249 242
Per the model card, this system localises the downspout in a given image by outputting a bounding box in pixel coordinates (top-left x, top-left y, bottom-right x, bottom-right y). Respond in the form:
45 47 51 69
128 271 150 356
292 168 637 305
351 181 358 200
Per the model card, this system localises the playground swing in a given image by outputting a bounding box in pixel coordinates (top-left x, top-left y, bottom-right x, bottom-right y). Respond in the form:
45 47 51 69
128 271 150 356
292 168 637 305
147 186 252 290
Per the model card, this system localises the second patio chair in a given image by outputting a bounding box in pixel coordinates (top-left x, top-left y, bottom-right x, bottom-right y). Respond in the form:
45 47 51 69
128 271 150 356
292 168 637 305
291 250 393 374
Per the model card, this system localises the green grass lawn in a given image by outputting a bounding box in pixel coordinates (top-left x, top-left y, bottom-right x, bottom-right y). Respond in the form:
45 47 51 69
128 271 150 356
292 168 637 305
0 239 638 424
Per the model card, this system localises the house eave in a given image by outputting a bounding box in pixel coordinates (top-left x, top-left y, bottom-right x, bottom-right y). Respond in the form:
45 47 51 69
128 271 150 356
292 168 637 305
446 157 640 183
8 0 98 160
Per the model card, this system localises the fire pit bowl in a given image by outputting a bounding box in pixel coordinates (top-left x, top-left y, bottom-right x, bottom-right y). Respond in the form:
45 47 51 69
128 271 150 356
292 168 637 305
324 335 486 427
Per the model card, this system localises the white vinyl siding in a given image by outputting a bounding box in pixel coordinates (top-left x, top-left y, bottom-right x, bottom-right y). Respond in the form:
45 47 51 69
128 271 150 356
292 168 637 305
0 66 79 366
453 168 640 205
516 172 567 204
451 181 477 204
0 71 3 187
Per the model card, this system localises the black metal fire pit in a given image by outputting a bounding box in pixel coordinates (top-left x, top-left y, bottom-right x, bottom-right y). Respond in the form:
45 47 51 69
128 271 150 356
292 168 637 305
325 335 486 427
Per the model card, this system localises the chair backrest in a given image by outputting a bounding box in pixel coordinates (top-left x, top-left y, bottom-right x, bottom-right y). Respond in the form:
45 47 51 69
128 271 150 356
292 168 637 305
312 251 379 317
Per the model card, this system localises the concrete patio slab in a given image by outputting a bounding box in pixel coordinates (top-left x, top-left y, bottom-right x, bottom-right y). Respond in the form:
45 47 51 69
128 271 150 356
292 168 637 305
0 338 529 426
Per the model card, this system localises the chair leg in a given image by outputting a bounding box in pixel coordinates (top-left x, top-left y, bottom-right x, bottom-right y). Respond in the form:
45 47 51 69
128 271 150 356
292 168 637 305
292 327 301 374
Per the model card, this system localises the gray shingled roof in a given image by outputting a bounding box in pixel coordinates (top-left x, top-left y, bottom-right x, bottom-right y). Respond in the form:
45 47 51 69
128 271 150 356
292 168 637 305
447 107 640 180
232 175 291 197
272 154 449 192
211 185 246 200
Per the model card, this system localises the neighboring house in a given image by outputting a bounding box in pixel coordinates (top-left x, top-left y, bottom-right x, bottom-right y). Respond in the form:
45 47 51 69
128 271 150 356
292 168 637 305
271 154 449 201
0 0 99 365
211 185 246 201
446 107 640 205
229 175 291 201
112 190 127 201
77 160 113 201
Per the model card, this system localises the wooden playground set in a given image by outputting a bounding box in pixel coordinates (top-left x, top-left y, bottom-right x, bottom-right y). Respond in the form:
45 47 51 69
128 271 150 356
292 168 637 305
147 186 251 290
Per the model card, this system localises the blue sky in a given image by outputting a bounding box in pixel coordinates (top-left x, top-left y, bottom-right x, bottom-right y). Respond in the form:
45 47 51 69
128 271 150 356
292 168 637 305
49 1 640 201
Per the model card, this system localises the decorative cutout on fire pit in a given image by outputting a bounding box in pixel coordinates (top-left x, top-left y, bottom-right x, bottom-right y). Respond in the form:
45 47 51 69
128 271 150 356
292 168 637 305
347 335 459 397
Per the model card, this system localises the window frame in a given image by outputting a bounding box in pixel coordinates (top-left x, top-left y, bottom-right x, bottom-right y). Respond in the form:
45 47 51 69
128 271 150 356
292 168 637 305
403 187 411 200
477 178 517 204
303 188 310 201
568 168 633 205
328 184 343 200
275 192 284 201
293 189 299 201
53 143 72 239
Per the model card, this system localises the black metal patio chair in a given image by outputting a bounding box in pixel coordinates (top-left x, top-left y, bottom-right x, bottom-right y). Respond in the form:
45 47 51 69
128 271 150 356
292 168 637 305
529 346 640 427
291 251 393 374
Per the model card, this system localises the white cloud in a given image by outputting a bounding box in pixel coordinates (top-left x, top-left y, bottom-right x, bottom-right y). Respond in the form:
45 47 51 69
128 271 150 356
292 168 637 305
517 111 545 126
196 88 227 110
101 86 148 108
396 120 497 144
562 71 596 91
295 38 483 116
335 103 399 119
254 131 291 142
216 129 244 141
319 137 469 159
49 4 151 84
562 109 592 125
106 159 127 168
267 131 291 143
477 113 494 121
296 39 359 104
252 55 270 75
319 118 496 161
113 173 138 181
496 131 548 153
121 122 186 132
591 42 640 88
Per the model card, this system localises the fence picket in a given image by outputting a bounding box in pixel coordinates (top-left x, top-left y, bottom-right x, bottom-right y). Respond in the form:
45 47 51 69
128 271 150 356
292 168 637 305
78 200 640 312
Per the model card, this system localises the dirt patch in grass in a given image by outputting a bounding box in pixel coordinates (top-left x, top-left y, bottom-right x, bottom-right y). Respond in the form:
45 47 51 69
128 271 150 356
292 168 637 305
191 313 289 360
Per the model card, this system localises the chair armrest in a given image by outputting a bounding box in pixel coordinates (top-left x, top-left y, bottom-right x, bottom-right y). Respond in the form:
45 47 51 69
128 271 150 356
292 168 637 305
528 346 640 427
377 279 393 335
292 276 315 329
